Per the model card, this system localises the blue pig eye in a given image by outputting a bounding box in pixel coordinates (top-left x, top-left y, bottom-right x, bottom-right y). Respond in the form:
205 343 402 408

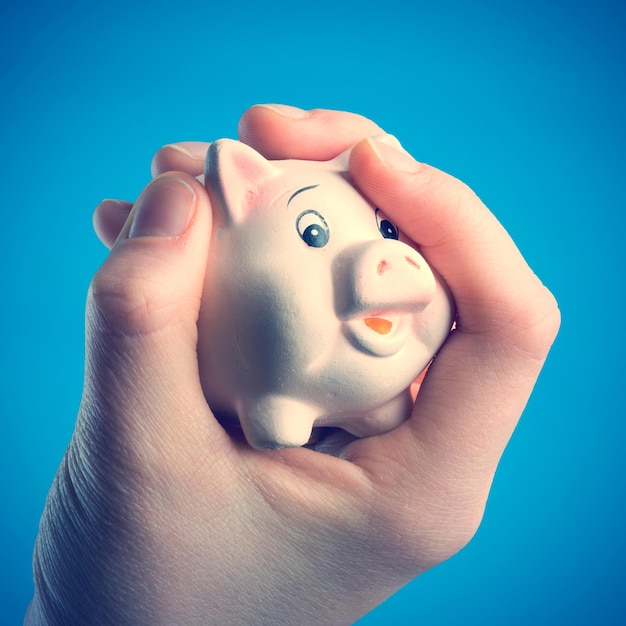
376 208 399 240
296 210 330 248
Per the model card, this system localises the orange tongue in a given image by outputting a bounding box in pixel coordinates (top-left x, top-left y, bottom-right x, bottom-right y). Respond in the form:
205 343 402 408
364 317 393 335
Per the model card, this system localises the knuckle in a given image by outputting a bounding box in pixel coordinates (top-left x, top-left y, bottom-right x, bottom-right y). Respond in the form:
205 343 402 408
88 258 180 338
368 479 487 572
506 283 561 361
414 508 484 567
377 510 483 573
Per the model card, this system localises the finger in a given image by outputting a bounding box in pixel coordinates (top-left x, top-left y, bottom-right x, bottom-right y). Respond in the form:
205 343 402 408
96 142 210 248
345 138 560 494
150 142 208 177
238 104 385 160
350 138 560 341
93 199 132 248
149 106 384 180
83 173 230 463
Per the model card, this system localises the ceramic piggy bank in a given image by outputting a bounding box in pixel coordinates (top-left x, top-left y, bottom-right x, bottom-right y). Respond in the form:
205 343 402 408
198 139 454 450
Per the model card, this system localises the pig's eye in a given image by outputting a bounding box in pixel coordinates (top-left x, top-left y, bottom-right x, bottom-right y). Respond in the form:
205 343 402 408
376 208 399 240
296 210 330 248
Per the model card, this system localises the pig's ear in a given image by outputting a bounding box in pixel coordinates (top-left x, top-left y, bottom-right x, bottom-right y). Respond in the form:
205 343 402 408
205 139 279 223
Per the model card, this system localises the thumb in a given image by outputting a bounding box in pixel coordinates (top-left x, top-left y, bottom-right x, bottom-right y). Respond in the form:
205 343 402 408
346 138 560 498
81 173 227 463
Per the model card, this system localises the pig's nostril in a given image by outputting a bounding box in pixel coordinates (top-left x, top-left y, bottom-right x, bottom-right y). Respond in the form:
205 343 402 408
405 256 420 270
377 260 391 275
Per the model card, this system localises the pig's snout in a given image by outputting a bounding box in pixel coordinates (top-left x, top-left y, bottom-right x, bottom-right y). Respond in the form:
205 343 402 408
335 239 436 320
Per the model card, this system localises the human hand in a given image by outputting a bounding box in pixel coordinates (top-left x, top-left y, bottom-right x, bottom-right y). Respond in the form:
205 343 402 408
28 105 560 625
93 106 385 248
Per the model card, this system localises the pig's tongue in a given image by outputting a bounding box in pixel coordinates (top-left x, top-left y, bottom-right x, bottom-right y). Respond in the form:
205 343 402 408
364 317 393 335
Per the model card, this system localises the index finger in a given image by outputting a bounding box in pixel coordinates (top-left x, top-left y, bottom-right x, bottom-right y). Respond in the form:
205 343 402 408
150 105 386 177
238 104 385 160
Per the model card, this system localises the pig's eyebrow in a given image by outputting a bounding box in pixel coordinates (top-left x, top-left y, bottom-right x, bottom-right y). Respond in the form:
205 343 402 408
287 184 319 207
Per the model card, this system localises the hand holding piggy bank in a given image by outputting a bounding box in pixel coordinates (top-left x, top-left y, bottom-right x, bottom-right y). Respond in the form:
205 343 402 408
198 139 455 449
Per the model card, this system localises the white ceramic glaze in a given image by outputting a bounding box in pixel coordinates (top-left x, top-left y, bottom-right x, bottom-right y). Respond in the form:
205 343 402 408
198 139 455 449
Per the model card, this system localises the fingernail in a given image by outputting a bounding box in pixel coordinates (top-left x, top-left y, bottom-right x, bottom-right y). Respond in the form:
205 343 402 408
257 103 309 118
162 142 208 160
99 198 132 213
368 136 421 173
129 176 195 238
370 133 405 150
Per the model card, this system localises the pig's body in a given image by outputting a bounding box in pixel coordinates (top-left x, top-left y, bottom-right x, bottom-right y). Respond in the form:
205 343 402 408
198 139 454 449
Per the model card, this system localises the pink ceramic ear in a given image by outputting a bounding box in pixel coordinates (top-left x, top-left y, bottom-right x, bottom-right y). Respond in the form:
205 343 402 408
205 139 280 224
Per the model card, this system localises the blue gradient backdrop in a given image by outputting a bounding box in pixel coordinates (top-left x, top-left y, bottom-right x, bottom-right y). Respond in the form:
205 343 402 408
2 0 624 623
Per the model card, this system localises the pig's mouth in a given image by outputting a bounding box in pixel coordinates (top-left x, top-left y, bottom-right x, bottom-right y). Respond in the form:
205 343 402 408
364 317 393 334
344 314 412 357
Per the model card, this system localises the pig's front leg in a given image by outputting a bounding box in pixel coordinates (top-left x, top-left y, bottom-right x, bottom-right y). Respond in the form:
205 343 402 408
239 395 321 450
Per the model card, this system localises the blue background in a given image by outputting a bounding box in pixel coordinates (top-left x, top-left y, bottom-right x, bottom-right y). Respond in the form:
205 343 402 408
1 0 624 623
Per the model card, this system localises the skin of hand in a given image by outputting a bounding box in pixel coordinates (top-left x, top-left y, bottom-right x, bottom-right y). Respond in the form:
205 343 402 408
27 105 560 625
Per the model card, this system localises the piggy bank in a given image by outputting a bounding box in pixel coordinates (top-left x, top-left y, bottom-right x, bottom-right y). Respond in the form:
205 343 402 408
198 139 454 450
